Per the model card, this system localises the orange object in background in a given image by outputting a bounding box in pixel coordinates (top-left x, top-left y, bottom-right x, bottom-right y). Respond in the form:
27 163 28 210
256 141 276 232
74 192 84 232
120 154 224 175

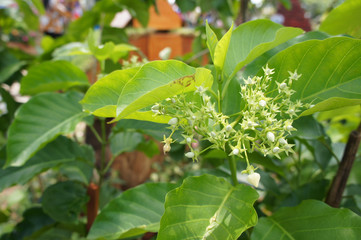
133 0 182 30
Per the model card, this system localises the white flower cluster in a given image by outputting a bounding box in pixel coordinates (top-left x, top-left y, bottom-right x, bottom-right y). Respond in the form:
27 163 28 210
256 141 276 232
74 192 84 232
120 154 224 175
122 55 148 69
0 93 8 117
155 65 305 187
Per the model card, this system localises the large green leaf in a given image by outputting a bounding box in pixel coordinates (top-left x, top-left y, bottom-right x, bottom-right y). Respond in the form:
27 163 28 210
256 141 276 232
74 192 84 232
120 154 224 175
223 19 303 81
115 60 213 121
266 37 361 112
88 182 178 240
20 60 89 95
81 67 139 118
251 200 361 239
158 174 259 240
109 131 144 156
320 0 361 38
6 91 88 167
0 136 93 191
42 181 88 223
81 60 213 122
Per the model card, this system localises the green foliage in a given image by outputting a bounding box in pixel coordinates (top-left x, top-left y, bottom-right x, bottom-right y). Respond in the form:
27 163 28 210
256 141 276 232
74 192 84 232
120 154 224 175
0 136 94 191
88 183 178 240
158 175 259 239
6 91 88 167
42 181 88 223
320 0 361 38
266 37 361 113
252 200 361 239
20 61 89 95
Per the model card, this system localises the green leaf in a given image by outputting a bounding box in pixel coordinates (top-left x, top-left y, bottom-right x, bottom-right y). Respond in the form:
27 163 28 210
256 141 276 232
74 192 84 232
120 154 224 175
214 23 233 71
251 200 361 240
320 0 361 38
109 131 144 156
0 136 93 191
20 61 89 95
6 91 88 167
42 181 88 223
223 19 303 81
300 98 361 117
266 37 361 112
115 60 213 121
206 22 219 62
88 182 177 240
158 174 259 240
81 67 140 118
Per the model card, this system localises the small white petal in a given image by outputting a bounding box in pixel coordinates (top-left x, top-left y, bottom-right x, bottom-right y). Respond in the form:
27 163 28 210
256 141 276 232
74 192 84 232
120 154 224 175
247 172 260 187
273 147 280 153
259 100 267 107
267 132 275 142
279 138 287 145
185 152 195 158
168 118 178 126
232 148 240 155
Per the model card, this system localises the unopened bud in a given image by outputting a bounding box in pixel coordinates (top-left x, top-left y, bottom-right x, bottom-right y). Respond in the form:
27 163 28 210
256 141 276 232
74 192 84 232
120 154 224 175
225 125 233 132
273 147 280 153
267 132 275 142
232 148 240 155
259 100 267 107
247 172 260 187
168 117 178 126
185 152 195 158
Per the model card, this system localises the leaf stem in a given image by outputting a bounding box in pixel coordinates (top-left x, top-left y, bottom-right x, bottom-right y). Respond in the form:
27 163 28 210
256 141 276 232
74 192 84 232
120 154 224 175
99 118 107 186
229 155 238 186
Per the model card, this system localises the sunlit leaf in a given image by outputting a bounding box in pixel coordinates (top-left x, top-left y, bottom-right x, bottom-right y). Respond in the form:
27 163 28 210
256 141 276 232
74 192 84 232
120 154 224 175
158 174 259 240
88 182 177 240
252 200 361 239
6 92 88 167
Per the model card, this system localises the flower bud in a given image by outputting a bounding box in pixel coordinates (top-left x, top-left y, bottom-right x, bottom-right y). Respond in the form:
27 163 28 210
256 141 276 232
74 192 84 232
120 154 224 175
186 137 192 143
259 100 267 107
168 117 178 126
185 152 195 158
232 148 240 155
273 147 280 153
267 132 275 142
247 172 260 187
163 144 171 154
279 138 287 145
280 82 287 89
225 125 233 132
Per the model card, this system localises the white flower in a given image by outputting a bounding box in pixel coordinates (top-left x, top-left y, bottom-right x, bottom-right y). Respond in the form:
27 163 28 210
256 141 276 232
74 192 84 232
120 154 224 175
185 152 195 158
279 138 287 145
186 137 192 143
259 100 267 107
232 148 240 155
163 144 171 153
159 47 171 60
273 147 280 153
151 104 160 114
225 125 233 132
262 64 275 76
0 102 7 115
288 70 302 81
247 172 260 187
168 117 178 126
267 132 275 142
280 82 287 89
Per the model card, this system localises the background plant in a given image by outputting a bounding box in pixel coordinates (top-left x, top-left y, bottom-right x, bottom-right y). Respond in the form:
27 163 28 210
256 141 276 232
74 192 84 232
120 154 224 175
1 0 361 239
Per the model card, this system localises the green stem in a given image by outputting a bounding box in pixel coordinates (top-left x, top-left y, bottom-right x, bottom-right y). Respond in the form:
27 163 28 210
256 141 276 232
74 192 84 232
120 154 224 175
99 118 107 186
229 155 238 186
102 155 116 175
88 124 104 144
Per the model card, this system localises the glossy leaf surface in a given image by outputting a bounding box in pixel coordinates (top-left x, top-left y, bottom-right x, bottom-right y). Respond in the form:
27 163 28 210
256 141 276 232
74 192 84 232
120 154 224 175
320 0 361 38
266 37 361 112
0 136 93 191
20 61 89 95
88 182 177 240
42 181 88 223
223 19 303 80
252 200 361 239
6 92 88 167
158 174 259 240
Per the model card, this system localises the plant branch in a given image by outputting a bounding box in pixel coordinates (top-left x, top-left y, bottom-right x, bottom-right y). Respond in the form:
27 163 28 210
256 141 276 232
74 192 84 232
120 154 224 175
325 121 361 207
229 155 239 186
